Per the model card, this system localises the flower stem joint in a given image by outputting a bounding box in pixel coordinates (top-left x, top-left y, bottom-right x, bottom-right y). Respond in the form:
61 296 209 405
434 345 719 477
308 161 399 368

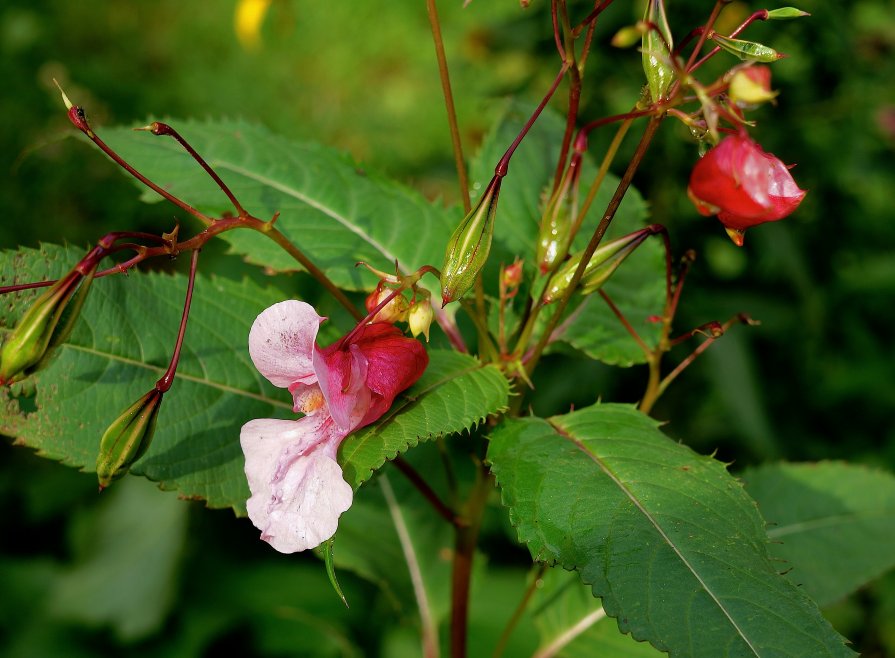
96 388 164 490
0 256 99 385
440 176 502 306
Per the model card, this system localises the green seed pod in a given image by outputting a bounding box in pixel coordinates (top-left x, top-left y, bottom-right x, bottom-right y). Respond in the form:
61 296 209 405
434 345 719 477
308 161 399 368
710 33 783 63
441 176 502 305
96 388 164 490
0 262 97 385
642 0 674 103
536 151 582 275
542 228 653 304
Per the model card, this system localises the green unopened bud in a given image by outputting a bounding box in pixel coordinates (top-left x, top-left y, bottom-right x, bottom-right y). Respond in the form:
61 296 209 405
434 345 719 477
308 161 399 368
0 260 97 385
766 7 810 20
542 227 654 304
96 388 164 490
536 153 581 275
441 176 502 305
612 23 645 49
642 0 675 102
408 296 434 342
711 33 784 63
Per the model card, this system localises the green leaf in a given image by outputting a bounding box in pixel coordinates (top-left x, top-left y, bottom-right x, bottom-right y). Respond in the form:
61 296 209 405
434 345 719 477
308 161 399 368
1 244 291 513
532 567 665 657
96 119 456 290
743 461 895 607
339 349 509 489
487 403 854 657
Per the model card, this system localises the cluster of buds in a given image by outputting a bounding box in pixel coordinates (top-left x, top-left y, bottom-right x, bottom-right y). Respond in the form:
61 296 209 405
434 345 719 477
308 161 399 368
359 262 436 342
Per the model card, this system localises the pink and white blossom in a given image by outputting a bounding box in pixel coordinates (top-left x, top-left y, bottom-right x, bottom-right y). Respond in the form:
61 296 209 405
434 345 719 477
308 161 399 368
241 300 428 553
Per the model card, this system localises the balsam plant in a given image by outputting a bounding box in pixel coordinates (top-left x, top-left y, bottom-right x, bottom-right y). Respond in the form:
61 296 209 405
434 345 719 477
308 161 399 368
2 1 894 656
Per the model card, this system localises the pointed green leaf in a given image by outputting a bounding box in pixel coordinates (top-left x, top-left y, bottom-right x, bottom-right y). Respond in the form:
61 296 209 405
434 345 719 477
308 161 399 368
487 404 854 657
1 244 291 513
743 461 895 607
339 350 509 489
94 120 456 290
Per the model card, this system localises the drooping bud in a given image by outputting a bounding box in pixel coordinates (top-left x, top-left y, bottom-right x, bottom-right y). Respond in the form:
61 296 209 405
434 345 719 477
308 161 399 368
710 33 784 63
642 0 675 103
441 176 502 305
408 295 435 342
542 228 655 304
365 285 410 324
688 133 806 246
728 65 778 107
96 388 164 490
0 257 98 385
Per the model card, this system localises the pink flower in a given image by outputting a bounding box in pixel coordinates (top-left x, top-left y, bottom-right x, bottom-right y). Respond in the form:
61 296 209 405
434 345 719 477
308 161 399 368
688 132 806 246
240 300 428 553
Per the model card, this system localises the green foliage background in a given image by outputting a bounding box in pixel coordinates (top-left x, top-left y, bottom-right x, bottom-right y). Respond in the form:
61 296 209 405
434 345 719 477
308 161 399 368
1 0 894 655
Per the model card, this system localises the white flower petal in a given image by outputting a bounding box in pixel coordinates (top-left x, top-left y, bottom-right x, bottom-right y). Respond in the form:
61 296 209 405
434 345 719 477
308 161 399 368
248 300 325 389
240 415 352 553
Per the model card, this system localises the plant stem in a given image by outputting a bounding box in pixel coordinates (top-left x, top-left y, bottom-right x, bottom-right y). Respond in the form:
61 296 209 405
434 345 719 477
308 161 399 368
492 563 547 658
157 249 200 393
392 456 464 527
450 464 491 658
426 0 471 214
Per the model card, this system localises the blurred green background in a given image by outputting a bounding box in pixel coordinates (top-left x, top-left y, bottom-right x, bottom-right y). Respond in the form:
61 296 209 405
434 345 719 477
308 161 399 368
2 0 894 655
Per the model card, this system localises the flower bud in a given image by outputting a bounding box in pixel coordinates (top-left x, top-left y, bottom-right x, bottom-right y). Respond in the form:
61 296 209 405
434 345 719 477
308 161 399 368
688 133 806 246
441 176 502 305
642 0 674 103
710 34 783 63
536 153 581 274
542 228 653 304
96 388 164 490
502 260 524 291
408 297 434 342
365 285 409 324
0 260 97 385
728 66 778 107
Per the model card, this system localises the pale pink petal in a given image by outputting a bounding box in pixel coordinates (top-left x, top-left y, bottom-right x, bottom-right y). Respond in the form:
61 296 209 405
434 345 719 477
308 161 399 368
313 343 372 432
248 300 325 389
240 415 352 553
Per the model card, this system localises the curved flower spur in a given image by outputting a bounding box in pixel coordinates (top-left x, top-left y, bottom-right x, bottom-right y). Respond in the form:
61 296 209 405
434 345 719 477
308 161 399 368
241 299 428 553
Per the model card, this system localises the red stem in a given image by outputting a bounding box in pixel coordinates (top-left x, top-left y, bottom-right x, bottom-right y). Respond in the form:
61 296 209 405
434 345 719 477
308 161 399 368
157 249 200 393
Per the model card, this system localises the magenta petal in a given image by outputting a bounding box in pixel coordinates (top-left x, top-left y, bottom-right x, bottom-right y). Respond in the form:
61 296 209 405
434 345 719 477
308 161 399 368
351 323 429 426
313 343 372 432
241 416 352 553
249 300 325 389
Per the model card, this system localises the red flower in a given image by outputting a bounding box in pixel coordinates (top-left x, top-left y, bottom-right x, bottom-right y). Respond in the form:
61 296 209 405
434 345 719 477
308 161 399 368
688 133 806 246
